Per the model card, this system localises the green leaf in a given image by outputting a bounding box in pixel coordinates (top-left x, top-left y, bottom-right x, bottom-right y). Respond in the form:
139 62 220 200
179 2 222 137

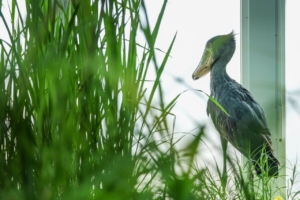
194 89 230 116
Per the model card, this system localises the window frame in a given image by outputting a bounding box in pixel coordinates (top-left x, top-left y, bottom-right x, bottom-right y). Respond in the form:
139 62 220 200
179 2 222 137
240 0 286 197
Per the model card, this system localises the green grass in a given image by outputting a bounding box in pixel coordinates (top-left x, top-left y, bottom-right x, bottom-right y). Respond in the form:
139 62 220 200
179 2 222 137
0 0 299 199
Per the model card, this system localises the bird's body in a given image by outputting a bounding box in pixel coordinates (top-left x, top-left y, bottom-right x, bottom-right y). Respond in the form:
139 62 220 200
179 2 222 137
192 32 279 176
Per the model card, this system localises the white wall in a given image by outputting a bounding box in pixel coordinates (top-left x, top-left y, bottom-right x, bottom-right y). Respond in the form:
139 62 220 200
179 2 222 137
286 0 300 195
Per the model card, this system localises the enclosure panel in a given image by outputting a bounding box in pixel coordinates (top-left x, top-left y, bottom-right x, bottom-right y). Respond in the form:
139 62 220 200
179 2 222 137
241 0 286 197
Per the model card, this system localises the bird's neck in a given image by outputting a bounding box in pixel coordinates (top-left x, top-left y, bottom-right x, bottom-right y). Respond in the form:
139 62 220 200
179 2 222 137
210 60 232 95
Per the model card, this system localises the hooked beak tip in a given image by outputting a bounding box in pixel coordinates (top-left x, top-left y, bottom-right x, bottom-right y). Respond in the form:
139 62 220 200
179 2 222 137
192 74 199 80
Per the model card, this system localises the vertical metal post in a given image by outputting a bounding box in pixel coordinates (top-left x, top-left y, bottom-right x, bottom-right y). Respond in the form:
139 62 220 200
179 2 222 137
241 0 286 197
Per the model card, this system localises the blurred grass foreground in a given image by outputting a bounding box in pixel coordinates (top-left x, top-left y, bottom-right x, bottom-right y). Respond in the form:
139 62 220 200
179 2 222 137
0 0 295 200
0 0 193 199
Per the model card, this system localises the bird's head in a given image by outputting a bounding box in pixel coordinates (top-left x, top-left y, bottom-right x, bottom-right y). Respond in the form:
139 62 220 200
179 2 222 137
192 31 236 80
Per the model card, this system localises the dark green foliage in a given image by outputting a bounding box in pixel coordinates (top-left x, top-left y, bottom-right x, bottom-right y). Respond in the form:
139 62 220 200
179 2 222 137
0 0 199 199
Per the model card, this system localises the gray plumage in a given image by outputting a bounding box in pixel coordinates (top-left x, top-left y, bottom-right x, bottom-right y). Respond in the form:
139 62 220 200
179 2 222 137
192 32 279 176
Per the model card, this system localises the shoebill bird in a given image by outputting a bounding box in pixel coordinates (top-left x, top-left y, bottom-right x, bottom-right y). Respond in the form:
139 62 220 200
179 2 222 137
192 32 279 178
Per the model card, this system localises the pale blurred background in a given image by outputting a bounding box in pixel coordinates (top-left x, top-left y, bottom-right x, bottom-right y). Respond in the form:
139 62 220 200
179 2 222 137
144 0 300 193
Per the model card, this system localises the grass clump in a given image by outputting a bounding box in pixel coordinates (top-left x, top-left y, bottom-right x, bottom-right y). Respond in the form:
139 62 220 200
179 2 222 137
0 0 176 198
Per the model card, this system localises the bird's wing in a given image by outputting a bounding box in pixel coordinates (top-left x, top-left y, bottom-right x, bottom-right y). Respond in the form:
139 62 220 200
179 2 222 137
224 83 273 147
207 81 274 154
219 82 266 126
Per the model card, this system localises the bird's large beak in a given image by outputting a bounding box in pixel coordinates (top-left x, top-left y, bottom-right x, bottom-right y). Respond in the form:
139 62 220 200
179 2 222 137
192 49 214 80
